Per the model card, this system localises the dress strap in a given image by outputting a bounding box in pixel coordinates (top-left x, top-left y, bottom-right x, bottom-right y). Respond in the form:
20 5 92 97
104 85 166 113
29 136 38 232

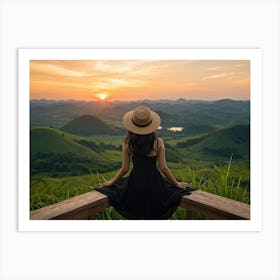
155 138 159 154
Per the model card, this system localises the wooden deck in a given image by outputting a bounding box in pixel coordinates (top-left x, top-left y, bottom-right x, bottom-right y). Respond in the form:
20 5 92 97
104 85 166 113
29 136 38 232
30 190 250 220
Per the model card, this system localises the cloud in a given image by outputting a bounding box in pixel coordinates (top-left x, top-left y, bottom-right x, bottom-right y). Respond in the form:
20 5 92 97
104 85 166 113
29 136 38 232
30 61 91 78
202 73 229 80
202 71 245 81
206 66 222 71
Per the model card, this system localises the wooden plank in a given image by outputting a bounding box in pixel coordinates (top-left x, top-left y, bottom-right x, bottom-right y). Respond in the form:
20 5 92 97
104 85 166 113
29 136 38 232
30 191 110 220
180 190 250 220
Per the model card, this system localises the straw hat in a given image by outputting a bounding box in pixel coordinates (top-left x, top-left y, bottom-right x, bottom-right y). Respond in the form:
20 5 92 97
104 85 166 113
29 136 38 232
122 106 161 135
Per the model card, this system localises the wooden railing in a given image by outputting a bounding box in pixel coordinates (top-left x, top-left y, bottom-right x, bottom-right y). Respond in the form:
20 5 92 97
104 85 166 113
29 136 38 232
30 190 250 220
180 190 250 220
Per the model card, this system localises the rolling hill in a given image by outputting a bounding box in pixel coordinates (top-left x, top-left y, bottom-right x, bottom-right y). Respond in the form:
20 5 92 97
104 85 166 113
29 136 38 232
31 127 98 156
60 115 116 136
175 124 250 160
30 127 117 176
30 122 250 178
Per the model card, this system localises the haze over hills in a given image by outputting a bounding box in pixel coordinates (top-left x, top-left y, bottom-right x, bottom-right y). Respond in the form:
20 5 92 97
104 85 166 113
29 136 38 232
30 98 250 137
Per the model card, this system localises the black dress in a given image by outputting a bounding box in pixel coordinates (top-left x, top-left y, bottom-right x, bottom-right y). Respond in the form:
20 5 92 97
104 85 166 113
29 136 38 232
96 153 194 220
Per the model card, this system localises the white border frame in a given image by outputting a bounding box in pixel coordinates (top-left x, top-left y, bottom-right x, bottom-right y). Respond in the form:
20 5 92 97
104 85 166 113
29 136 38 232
18 48 262 232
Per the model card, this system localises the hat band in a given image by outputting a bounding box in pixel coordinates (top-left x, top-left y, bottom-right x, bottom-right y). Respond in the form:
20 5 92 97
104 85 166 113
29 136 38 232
132 118 153 128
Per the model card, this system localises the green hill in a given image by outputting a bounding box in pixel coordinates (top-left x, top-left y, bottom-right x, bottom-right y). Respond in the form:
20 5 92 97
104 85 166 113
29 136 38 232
61 115 116 136
31 127 91 156
176 125 250 160
30 127 117 176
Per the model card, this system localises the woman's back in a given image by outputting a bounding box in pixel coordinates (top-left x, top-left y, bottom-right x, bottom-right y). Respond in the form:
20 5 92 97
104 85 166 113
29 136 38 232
96 106 193 219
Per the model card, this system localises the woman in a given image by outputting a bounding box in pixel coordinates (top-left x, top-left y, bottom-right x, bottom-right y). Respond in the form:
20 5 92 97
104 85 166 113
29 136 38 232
96 106 193 219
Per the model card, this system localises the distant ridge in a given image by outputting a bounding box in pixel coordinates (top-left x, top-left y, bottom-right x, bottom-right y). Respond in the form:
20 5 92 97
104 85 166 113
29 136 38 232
30 99 250 133
61 115 115 136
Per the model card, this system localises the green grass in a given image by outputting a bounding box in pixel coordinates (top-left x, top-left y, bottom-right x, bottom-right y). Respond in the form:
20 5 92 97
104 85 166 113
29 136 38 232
31 127 85 155
30 157 250 220
88 135 124 145
165 136 196 146
100 150 122 163
184 157 250 204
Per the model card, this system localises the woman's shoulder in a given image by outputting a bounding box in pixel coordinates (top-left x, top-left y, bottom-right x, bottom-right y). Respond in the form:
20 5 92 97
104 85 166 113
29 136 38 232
156 137 164 146
122 142 132 153
154 137 164 151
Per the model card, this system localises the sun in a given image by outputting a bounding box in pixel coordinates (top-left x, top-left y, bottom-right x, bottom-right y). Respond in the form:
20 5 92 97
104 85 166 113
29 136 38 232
97 93 108 101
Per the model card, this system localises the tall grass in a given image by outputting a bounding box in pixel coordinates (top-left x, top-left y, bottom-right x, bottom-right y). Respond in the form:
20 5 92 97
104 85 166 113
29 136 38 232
184 156 250 204
31 157 249 220
170 157 250 220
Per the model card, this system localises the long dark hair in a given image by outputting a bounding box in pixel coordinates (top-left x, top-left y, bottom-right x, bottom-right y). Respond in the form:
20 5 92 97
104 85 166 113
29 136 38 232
125 131 156 156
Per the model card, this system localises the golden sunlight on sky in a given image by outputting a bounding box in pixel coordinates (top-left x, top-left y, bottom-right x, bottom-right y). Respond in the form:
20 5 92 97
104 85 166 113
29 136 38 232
30 60 250 101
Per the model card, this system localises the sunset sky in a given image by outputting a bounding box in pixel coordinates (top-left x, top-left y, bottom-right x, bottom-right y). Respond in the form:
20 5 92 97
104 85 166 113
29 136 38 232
30 60 250 101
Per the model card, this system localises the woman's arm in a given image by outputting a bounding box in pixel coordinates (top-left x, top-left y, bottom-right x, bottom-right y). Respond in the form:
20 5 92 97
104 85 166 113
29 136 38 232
157 138 188 189
102 143 131 186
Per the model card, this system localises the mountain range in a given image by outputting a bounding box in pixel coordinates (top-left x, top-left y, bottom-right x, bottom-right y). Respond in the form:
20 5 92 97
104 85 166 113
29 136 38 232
30 99 250 137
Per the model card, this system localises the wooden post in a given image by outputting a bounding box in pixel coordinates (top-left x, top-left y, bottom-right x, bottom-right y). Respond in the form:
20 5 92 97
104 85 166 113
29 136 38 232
186 210 196 220
180 190 250 220
30 191 110 220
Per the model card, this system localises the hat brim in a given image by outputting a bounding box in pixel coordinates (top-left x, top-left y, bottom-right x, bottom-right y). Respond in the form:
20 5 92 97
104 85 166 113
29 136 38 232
122 110 161 135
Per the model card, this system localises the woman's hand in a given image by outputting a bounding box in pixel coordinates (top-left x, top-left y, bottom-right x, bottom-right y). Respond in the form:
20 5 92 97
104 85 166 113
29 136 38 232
102 180 114 187
176 182 189 189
